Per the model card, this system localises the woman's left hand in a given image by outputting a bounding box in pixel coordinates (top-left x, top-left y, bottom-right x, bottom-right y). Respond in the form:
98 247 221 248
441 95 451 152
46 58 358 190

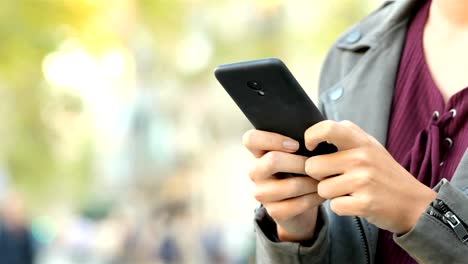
304 120 437 234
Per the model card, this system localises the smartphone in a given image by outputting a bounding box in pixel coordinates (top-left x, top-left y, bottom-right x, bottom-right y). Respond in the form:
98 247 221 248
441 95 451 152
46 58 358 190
214 58 337 157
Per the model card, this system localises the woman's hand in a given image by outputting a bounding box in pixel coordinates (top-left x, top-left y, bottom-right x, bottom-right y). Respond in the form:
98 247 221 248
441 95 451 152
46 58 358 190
304 120 437 234
243 129 324 242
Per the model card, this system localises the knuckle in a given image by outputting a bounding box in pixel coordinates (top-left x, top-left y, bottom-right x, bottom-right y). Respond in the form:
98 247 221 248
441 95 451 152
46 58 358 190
318 120 335 137
304 130 312 143
299 196 311 212
355 171 372 188
340 120 359 132
358 196 372 216
242 129 257 148
247 165 258 182
361 137 373 147
322 119 335 127
326 120 339 131
317 181 329 198
339 120 354 127
352 149 371 167
262 151 280 171
286 178 301 196
305 120 334 142
248 171 255 182
304 124 315 139
329 199 344 216
304 157 316 176
253 188 265 203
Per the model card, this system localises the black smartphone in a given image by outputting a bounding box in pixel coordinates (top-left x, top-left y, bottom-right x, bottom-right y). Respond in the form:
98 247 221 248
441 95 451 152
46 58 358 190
214 58 337 157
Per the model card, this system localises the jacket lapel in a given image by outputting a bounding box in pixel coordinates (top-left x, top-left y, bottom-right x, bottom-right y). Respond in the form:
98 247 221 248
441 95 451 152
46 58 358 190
317 1 422 261
319 0 422 146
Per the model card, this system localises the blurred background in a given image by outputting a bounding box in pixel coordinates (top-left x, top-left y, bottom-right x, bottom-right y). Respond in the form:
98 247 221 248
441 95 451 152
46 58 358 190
0 0 378 263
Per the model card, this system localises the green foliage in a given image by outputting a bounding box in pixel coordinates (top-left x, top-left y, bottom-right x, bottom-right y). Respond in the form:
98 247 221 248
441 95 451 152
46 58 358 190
0 1 94 208
0 0 377 209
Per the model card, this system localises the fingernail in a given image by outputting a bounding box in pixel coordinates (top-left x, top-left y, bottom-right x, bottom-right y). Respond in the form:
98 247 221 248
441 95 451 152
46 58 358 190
282 140 299 151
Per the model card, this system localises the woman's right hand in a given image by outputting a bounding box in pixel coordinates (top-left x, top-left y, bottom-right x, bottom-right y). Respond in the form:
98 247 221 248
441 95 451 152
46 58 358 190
243 129 324 242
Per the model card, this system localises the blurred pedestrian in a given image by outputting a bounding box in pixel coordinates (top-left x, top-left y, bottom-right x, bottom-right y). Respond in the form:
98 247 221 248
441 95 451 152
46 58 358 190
0 192 35 264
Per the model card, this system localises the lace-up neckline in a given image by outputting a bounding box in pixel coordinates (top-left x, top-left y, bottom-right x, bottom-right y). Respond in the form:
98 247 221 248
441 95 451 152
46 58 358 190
376 0 468 263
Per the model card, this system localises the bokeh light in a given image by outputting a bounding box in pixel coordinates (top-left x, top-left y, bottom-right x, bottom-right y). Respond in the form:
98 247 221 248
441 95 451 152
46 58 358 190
32 216 57 244
0 0 378 263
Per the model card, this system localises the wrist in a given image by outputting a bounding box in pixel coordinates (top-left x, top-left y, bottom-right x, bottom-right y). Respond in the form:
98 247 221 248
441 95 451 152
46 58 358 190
400 185 437 234
277 206 319 242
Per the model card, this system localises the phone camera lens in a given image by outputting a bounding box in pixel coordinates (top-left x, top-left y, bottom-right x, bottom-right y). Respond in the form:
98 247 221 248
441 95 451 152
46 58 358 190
247 81 261 90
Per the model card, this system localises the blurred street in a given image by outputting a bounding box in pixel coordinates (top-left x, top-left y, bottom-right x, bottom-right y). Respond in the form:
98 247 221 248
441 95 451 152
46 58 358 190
0 0 377 263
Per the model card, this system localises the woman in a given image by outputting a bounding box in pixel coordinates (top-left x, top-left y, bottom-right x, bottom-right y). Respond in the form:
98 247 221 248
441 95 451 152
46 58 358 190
244 0 468 263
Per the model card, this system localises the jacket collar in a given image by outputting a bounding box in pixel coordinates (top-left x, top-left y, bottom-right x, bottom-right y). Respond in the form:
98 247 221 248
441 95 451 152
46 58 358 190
319 0 424 146
336 0 423 51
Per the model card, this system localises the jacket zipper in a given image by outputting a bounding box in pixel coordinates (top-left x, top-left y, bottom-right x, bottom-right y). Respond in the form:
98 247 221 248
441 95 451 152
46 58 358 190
426 199 468 244
354 217 370 264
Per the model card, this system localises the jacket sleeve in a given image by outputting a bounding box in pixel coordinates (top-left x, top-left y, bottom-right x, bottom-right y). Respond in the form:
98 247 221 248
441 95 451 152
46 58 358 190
394 179 468 263
254 205 331 264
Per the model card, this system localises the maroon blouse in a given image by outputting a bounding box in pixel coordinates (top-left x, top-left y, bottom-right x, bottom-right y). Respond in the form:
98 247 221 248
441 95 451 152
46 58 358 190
375 0 468 263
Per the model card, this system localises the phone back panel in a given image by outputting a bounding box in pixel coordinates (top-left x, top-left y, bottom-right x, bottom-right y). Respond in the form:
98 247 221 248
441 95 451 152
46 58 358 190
215 58 336 157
